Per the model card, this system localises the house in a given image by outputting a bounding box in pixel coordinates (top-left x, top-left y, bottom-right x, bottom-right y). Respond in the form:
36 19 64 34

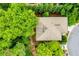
36 17 68 41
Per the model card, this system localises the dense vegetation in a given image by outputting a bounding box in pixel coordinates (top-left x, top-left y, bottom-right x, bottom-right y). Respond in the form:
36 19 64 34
36 41 64 56
26 3 79 26
0 3 77 56
0 4 37 56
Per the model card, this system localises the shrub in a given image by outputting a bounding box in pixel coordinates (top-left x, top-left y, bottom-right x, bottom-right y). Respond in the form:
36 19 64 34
11 42 26 56
0 42 27 56
0 9 5 16
48 41 64 56
59 35 67 44
43 12 49 17
36 43 52 56
36 41 64 56
0 3 10 10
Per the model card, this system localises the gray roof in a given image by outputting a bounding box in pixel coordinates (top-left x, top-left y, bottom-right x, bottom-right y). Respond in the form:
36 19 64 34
36 17 68 41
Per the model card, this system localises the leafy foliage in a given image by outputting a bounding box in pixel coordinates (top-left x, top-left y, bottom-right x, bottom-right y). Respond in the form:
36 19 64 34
26 3 79 26
36 41 64 56
0 3 78 56
0 3 10 10
28 4 54 14
0 3 37 56
43 12 49 17
59 35 67 44
11 42 26 56
36 43 52 56
0 42 31 56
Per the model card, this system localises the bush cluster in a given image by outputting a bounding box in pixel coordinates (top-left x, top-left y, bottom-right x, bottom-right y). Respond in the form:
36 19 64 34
36 41 64 56
26 3 79 26
0 3 37 56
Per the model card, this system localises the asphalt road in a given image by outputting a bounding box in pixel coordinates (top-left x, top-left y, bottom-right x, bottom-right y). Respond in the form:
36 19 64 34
67 24 79 56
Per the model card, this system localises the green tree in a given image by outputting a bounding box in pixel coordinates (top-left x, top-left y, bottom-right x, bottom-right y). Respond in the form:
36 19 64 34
0 3 37 56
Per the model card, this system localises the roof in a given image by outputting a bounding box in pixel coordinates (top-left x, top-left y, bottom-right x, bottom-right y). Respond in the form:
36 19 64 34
36 17 68 41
